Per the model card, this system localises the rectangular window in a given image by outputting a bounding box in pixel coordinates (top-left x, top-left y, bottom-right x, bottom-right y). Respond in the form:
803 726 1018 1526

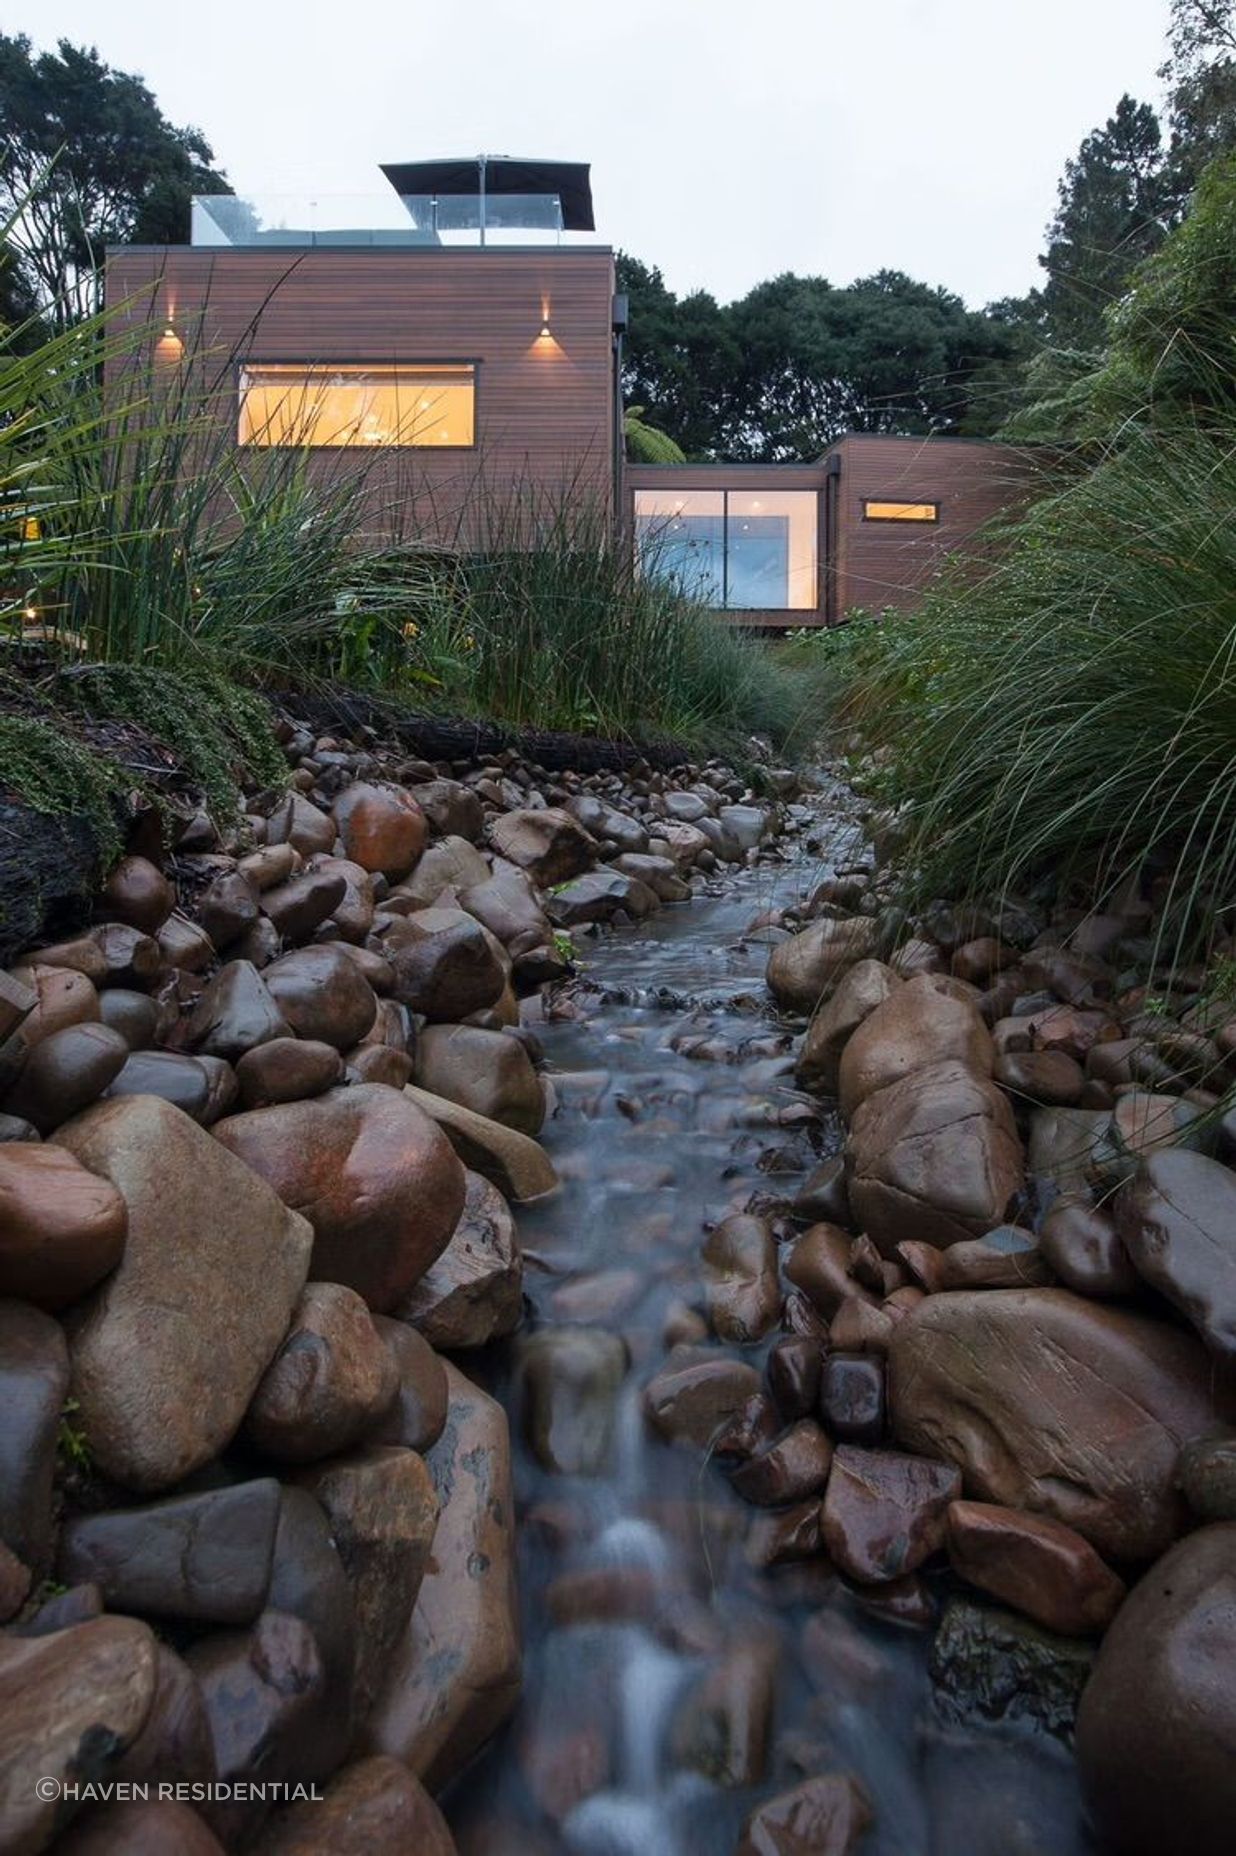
634 488 817 610
862 499 939 523
238 363 475 448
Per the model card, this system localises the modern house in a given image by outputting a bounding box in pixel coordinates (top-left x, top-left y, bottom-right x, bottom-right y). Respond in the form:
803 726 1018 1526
105 158 1036 629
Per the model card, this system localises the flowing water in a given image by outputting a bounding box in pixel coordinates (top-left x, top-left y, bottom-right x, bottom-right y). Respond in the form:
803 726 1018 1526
447 785 1092 1856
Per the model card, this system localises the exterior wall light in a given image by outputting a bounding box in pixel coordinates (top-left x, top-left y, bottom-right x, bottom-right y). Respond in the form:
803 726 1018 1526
156 322 185 362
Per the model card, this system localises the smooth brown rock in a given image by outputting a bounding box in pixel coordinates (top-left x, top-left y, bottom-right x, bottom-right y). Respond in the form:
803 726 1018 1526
267 792 335 858
1116 1150 1236 1356
838 973 994 1119
411 778 485 842
766 917 879 1014
263 1489 356 1779
333 783 427 880
113 1643 216 1787
767 1335 824 1421
643 1354 763 1451
51 1800 225 1855
846 1059 1025 1254
98 856 173 934
59 1480 281 1626
821 1444 960 1583
214 1085 465 1313
0 1142 126 1309
157 912 217 973
362 1363 520 1789
310 856 375 943
10 963 99 1048
4 1022 129 1134
1177 1430 1236 1521
245 1282 399 1462
236 1038 344 1108
0 1299 69 1574
993 1048 1085 1105
56 1096 313 1492
182 961 290 1061
489 807 596 887
402 1083 559 1202
946 1499 1125 1636
197 869 261 949
106 1049 214 1122
520 1327 628 1475
95 988 160 1049
263 945 378 1050
396 1169 522 1348
703 1214 780 1343
1039 1198 1139 1298
931 1223 1051 1291
820 1352 885 1443
1077 1523 1236 1856
889 1288 1222 1559
293 1446 438 1721
252 1755 455 1855
737 1773 873 1856
386 907 508 1022
414 1023 544 1136
784 1223 872 1320
187 1611 325 1845
673 1637 778 1786
796 959 901 1095
0 1617 158 1854
730 1420 833 1505
458 863 550 948
369 1317 448 1452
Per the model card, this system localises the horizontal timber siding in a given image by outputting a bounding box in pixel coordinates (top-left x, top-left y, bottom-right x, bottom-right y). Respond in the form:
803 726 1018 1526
105 246 618 548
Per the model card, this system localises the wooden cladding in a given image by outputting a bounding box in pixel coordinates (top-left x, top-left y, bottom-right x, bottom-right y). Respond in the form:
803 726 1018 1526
105 246 618 545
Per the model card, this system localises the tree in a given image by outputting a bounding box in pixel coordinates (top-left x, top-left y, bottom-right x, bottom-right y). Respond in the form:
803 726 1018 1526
0 35 229 325
623 406 686 463
1038 95 1174 351
616 254 740 459
1161 1 1236 199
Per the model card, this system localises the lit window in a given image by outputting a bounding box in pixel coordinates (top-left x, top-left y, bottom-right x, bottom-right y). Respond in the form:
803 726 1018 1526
238 363 475 448
862 499 939 522
634 488 817 610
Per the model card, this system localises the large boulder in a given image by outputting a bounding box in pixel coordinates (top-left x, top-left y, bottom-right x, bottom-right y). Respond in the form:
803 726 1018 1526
214 1086 465 1313
889 1288 1221 1560
1077 1523 1236 1856
401 1084 559 1202
0 1617 159 1854
488 808 596 887
251 1755 455 1855
262 947 379 1051
292 1447 438 1722
846 1059 1024 1253
361 1363 520 1789
58 1481 281 1626
0 1299 69 1574
56 1097 313 1493
332 783 427 880
395 1169 522 1348
244 1283 399 1462
837 973 993 1119
1115 1150 1236 1357
384 907 508 1022
0 1142 127 1310
766 917 879 1015
414 1025 544 1136
796 959 901 1096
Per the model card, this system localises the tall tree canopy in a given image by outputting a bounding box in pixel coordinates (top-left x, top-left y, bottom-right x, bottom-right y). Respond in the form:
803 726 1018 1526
617 257 1021 462
0 34 228 324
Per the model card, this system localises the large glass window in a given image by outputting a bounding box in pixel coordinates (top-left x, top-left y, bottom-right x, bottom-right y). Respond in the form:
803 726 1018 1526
634 488 817 610
238 363 475 448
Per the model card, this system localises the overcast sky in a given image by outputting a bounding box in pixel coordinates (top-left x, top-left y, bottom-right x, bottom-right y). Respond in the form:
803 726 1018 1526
19 0 1171 307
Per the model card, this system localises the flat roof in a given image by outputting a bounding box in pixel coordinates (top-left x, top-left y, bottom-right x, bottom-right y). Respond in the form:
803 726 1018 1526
381 157 595 231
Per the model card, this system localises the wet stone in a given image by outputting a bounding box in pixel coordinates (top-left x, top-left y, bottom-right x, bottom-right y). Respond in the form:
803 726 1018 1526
736 1773 873 1856
767 1335 824 1422
643 1354 763 1452
821 1444 960 1584
702 1213 780 1342
819 1353 885 1443
1176 1430 1236 1521
730 1419 834 1505
930 1597 1094 1738
520 1327 628 1475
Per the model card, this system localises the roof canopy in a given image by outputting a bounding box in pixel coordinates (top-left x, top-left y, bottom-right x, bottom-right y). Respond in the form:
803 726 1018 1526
380 157 595 231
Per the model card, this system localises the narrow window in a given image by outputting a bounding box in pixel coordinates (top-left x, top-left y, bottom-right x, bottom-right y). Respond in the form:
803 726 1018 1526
238 363 475 448
862 499 939 522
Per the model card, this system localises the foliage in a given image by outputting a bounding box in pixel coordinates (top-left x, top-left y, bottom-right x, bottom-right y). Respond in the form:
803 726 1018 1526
624 405 686 464
0 710 125 863
0 33 228 323
1037 96 1174 353
617 256 1023 461
825 421 1236 972
64 663 286 824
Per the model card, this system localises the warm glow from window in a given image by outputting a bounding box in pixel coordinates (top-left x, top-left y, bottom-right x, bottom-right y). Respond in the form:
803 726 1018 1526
635 487 817 610
863 499 939 522
238 363 475 448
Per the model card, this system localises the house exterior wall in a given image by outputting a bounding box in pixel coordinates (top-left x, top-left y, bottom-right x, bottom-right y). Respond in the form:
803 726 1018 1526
104 246 618 548
830 433 1039 619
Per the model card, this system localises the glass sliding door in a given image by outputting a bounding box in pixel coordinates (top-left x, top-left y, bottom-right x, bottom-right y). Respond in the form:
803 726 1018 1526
634 488 817 611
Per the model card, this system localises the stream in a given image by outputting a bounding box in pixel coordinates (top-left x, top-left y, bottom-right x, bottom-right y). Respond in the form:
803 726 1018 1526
446 785 1092 1856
